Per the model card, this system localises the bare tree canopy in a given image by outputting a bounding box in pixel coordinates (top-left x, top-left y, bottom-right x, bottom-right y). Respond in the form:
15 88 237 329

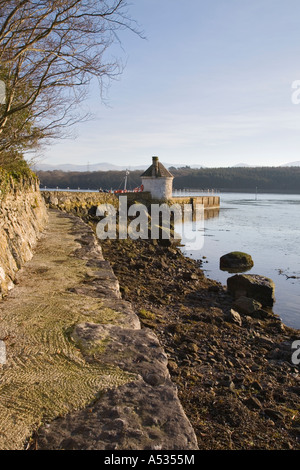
0 0 139 163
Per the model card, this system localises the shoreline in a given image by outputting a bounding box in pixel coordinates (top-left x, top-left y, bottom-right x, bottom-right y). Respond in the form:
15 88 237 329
41 188 300 195
98 230 300 450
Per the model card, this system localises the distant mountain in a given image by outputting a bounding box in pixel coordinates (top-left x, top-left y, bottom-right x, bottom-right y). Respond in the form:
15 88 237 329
33 162 134 172
232 163 251 167
32 162 205 172
280 161 300 167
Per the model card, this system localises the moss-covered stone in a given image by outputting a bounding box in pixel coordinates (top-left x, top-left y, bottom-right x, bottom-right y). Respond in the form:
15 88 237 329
220 251 254 272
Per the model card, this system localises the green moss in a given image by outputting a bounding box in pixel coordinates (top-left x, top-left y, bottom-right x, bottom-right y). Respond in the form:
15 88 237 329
230 251 253 260
139 308 156 321
0 165 38 200
72 335 111 356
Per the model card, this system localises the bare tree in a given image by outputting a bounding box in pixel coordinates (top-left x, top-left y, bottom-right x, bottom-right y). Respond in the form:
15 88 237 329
0 0 140 161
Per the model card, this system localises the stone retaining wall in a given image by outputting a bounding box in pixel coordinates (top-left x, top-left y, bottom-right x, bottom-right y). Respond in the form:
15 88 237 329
42 190 119 214
0 174 48 297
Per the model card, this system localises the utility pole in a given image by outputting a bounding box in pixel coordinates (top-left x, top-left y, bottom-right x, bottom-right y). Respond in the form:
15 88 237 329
124 170 129 190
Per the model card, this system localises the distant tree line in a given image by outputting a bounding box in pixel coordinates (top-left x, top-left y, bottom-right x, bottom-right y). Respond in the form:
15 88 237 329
37 166 300 193
171 166 300 192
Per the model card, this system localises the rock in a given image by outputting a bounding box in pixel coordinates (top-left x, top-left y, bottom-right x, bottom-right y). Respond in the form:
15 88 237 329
155 259 169 270
256 309 273 320
219 375 236 391
264 408 285 422
225 309 242 326
227 274 275 307
208 285 219 292
144 372 167 386
267 340 296 363
220 252 254 272
251 381 263 391
233 296 262 316
168 360 179 373
187 342 199 353
244 396 262 410
87 205 98 216
35 322 199 450
182 271 198 281
49 194 59 206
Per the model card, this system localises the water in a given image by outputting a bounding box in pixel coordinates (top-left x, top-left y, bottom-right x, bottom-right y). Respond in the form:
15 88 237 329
176 192 300 330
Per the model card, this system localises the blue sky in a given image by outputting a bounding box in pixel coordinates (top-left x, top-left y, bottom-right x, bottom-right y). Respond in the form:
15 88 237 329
38 0 300 168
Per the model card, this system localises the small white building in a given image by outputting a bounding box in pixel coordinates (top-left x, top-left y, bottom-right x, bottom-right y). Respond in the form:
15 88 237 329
141 156 174 201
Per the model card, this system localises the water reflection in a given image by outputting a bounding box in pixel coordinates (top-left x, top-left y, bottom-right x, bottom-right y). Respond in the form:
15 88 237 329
177 192 300 329
219 266 253 274
204 208 220 220
184 207 220 221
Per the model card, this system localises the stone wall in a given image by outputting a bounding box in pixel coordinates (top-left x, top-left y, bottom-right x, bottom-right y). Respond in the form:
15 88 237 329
42 190 220 212
42 190 119 214
0 173 48 297
172 195 220 208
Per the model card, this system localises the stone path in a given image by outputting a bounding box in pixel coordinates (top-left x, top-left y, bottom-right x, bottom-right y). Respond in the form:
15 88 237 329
0 209 198 450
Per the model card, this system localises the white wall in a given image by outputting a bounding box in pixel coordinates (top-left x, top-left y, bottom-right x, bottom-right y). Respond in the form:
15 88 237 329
142 177 173 200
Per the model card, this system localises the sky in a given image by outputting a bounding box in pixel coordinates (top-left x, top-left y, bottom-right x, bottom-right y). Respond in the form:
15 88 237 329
36 0 300 169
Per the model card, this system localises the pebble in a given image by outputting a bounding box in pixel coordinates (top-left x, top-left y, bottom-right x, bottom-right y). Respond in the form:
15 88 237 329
264 408 285 421
251 380 263 391
244 396 262 410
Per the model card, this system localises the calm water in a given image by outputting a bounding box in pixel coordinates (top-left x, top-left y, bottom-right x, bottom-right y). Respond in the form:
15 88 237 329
175 192 300 330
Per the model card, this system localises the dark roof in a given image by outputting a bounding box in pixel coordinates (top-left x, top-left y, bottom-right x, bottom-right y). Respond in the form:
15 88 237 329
141 158 174 178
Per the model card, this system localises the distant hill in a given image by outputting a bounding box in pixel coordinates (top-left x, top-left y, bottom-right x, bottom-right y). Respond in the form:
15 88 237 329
232 163 251 167
280 161 300 167
33 162 144 172
32 160 300 171
32 162 205 172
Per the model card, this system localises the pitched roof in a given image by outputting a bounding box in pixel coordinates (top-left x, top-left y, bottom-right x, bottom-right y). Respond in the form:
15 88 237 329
141 157 174 178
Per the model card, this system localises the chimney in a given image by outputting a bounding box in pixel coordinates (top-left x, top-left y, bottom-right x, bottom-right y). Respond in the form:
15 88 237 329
152 156 159 177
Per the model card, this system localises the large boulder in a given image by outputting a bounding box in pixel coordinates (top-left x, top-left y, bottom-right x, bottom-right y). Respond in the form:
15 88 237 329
227 274 275 307
220 251 254 272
